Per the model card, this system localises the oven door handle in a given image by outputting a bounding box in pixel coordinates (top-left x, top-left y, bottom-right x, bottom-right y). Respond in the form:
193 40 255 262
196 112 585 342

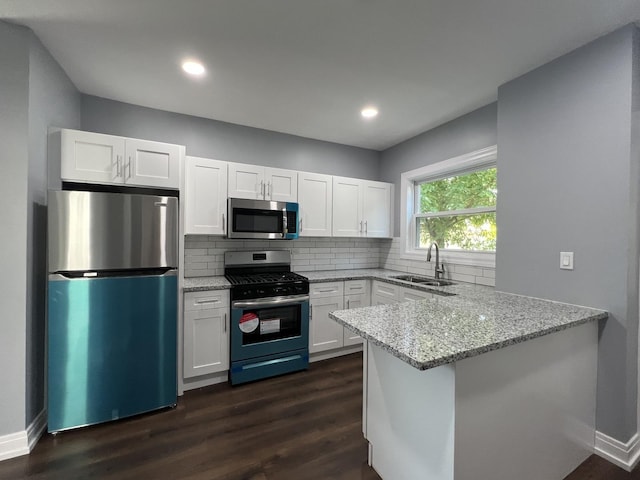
232 295 310 309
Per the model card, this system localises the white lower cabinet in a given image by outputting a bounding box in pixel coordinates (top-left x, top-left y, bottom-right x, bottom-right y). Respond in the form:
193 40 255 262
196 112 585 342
372 280 432 305
343 280 370 346
309 282 344 353
183 290 229 378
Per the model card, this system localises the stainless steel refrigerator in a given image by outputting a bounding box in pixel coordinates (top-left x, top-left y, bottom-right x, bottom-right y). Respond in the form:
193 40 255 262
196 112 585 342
47 190 179 432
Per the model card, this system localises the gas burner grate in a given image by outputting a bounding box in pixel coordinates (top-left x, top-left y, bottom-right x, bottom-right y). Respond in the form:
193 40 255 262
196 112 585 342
225 272 308 286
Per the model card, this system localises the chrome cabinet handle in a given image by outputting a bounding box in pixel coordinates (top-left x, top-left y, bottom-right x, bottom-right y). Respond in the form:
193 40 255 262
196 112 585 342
222 213 225 233
299 218 303 232
347 298 350 309
224 313 227 333
126 156 132 180
267 181 271 199
359 220 363 233
310 305 313 320
260 180 265 198
365 220 368 234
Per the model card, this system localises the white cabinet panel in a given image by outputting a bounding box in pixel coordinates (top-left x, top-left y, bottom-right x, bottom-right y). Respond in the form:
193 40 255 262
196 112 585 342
185 156 228 235
362 181 391 237
228 164 297 201
228 163 264 199
125 138 181 188
400 288 432 302
344 283 370 346
333 176 392 238
265 167 297 202
298 172 332 237
333 176 363 237
309 295 344 353
60 128 181 189
61 129 124 184
372 280 399 305
184 291 229 378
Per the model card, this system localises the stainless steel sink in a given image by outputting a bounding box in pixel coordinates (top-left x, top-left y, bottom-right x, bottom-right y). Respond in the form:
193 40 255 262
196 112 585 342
390 274 456 287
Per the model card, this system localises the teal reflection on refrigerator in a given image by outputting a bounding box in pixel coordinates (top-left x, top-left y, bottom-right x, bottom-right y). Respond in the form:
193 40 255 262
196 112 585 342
47 190 179 432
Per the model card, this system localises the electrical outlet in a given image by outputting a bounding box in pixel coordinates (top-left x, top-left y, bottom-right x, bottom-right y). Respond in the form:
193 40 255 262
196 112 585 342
560 252 574 270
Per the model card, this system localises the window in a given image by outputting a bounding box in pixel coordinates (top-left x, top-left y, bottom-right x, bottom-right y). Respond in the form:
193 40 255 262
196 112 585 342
400 146 497 267
415 167 496 250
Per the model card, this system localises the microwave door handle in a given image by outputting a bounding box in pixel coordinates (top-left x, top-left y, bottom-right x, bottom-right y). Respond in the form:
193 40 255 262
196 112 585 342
282 210 287 237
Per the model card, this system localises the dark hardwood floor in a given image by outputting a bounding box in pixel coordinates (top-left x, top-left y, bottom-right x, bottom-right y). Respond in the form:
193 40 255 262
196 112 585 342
0 353 636 479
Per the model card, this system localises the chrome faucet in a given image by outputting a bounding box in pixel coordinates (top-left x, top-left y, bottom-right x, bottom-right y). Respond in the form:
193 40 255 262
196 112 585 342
426 242 445 280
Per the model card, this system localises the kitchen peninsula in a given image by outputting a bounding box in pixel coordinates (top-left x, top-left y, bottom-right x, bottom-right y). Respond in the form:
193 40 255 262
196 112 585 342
329 286 607 480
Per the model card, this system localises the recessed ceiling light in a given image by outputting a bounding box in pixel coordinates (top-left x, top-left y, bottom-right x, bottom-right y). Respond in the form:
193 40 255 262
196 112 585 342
361 107 379 119
182 60 205 76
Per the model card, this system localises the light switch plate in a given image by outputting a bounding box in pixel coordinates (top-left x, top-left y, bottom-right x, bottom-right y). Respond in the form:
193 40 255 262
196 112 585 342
560 252 574 270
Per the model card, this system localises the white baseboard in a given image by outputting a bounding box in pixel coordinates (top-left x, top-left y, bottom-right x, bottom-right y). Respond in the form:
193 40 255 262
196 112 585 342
595 430 640 471
0 431 29 462
26 410 47 451
0 409 47 462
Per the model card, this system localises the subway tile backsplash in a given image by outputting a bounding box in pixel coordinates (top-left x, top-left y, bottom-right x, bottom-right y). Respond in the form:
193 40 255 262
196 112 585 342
184 236 495 287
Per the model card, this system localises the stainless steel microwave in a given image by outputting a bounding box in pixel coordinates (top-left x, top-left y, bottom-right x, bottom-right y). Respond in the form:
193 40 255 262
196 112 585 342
227 198 299 239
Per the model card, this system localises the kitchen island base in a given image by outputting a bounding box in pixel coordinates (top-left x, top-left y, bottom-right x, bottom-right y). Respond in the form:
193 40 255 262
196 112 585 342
364 321 597 480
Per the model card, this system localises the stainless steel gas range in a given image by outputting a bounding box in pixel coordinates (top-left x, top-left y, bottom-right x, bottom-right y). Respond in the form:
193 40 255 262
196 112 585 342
224 251 309 385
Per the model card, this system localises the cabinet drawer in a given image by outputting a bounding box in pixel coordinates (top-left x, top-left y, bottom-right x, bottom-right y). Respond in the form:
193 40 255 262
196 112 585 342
184 290 229 311
400 288 432 302
344 279 369 295
310 281 344 299
372 280 398 299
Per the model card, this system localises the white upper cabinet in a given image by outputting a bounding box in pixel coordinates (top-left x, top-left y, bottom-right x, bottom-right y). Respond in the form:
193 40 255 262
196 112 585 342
227 163 264 199
184 156 228 235
124 138 181 189
297 172 333 237
332 176 363 237
332 177 392 238
228 163 297 202
266 167 297 202
362 181 392 237
61 129 125 184
60 128 181 189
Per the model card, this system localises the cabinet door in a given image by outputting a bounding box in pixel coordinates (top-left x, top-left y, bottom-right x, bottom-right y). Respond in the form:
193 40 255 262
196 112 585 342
265 167 297 202
185 156 228 235
333 176 363 237
400 288 432 302
125 138 181 188
372 281 398 305
309 295 345 353
183 308 229 378
362 181 391 237
61 129 125 184
343 292 370 346
228 163 264 199
298 172 333 237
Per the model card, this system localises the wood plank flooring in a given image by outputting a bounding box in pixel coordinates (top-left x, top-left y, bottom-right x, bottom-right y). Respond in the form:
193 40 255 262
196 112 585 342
0 352 636 479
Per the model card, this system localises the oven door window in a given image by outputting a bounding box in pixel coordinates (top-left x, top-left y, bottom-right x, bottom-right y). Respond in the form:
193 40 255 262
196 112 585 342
238 305 302 345
233 208 283 233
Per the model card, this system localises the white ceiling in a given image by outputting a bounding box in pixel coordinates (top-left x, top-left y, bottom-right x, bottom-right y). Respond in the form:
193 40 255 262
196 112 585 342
2 1 640 150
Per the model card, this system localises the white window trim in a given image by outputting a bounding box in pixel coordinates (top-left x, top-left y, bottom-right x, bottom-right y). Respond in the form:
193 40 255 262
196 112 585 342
400 145 497 268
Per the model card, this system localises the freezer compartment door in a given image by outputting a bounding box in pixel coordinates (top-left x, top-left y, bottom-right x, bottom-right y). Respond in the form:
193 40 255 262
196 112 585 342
47 272 177 432
48 190 178 272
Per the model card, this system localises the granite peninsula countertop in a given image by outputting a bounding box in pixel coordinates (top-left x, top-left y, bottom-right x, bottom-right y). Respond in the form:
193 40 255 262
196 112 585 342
329 291 607 370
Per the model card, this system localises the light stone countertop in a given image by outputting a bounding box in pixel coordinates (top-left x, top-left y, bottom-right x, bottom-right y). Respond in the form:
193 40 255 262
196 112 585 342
329 291 607 370
183 269 607 371
183 268 476 296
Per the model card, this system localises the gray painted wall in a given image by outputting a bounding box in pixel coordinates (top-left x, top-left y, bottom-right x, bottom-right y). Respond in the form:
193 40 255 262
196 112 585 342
379 103 498 236
0 20 80 437
26 34 81 426
81 96 380 180
496 25 638 441
0 21 30 436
